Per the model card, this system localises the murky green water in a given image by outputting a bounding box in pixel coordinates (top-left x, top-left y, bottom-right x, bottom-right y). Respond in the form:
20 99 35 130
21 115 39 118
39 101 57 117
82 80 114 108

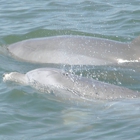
0 0 140 139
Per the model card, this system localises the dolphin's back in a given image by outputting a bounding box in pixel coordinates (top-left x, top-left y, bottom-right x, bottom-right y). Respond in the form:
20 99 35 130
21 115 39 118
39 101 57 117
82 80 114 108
73 77 139 100
7 35 137 65
25 68 140 100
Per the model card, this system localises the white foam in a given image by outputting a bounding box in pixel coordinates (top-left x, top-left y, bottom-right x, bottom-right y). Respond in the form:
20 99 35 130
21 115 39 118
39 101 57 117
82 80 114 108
117 59 139 64
3 73 11 82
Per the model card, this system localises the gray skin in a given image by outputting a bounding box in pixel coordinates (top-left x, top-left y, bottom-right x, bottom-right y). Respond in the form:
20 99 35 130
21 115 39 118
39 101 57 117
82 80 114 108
3 68 140 100
7 35 140 65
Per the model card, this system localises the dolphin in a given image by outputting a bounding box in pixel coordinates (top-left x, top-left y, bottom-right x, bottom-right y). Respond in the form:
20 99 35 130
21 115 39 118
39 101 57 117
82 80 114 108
6 35 140 65
3 68 140 100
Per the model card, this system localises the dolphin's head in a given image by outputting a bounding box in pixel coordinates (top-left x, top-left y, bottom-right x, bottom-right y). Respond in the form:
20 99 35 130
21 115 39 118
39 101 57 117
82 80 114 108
27 68 76 89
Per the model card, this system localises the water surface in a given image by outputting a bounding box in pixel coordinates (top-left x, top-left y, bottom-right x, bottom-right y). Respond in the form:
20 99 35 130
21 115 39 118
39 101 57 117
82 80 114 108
0 0 140 139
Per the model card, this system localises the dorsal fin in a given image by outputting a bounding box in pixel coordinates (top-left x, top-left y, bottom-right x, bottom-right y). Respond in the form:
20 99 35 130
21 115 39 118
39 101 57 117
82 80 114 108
131 36 140 46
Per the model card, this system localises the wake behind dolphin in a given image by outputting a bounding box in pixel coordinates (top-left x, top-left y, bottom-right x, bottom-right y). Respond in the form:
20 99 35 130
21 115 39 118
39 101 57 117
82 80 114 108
6 35 140 65
3 68 140 100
